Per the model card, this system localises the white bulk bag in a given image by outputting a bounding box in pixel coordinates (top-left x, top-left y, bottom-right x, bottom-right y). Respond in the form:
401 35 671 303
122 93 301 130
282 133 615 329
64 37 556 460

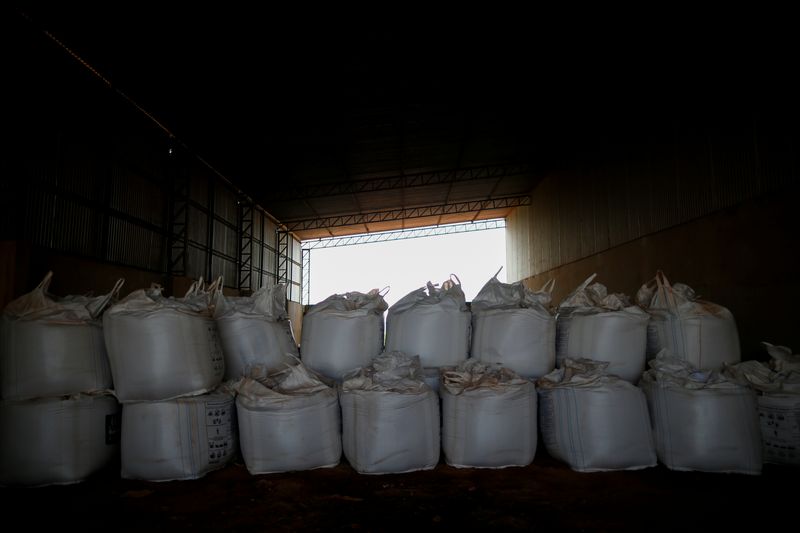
723 343 800 466
340 352 439 474
564 308 649 382
441 361 537 468
385 276 471 368
121 389 236 481
762 342 800 373
641 355 761 474
300 289 387 380
471 276 555 378
103 284 224 402
0 393 120 486
555 273 602 361
637 271 740 370
556 274 648 382
215 284 299 379
1 272 121 400
235 363 341 474
536 359 656 472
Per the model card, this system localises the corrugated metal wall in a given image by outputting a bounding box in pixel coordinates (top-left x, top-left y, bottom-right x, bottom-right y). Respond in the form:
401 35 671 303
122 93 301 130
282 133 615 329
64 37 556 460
507 113 797 281
3 17 302 301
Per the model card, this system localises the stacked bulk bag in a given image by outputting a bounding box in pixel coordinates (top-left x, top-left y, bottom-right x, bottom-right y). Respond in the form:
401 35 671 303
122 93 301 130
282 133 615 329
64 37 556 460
637 271 740 370
0 272 122 486
555 273 602 361
235 362 341 474
537 358 656 472
441 360 537 468
300 289 387 380
214 283 299 379
555 274 649 382
385 276 471 368
641 354 762 474
1 272 121 400
340 352 439 474
471 274 555 378
723 342 800 466
121 387 236 481
764 342 800 373
0 393 119 486
103 282 224 401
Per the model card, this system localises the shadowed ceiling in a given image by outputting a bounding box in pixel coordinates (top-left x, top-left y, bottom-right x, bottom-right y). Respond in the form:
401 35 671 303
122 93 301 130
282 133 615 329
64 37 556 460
13 7 795 239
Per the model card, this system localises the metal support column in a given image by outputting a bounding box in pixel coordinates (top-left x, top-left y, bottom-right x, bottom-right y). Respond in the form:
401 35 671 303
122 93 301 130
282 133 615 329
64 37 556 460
301 248 311 305
238 200 253 294
205 176 215 281
276 229 290 286
169 164 189 278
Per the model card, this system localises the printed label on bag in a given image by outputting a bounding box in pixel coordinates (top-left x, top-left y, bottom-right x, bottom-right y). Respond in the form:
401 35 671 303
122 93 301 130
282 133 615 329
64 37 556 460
206 324 225 376
205 400 234 464
759 397 800 465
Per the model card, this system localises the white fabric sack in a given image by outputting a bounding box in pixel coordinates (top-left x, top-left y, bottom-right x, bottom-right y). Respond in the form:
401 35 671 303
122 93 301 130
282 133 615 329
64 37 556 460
723 343 800 466
471 277 555 378
441 361 537 468
562 308 649 382
762 342 800 373
555 273 602 360
641 354 761 474
385 276 471 368
556 274 648 382
121 389 236 481
536 359 656 472
0 393 120 486
235 363 341 474
1 272 121 400
300 290 387 380
215 284 299 379
103 285 224 402
340 352 439 474
638 271 740 370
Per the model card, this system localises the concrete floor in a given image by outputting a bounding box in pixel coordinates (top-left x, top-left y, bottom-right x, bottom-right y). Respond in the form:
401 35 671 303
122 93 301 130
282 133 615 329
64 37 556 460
1 451 793 532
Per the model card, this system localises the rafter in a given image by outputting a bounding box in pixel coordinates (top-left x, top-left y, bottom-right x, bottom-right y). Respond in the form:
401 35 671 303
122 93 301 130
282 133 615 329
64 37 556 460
272 164 532 201
284 196 529 231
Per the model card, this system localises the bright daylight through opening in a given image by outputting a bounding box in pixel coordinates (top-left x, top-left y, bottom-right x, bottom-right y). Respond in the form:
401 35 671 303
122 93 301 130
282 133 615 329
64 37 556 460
306 224 507 308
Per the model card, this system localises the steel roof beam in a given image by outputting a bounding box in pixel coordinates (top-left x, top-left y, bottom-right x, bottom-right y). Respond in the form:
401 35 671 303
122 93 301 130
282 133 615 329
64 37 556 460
272 164 532 201
302 219 506 249
284 195 529 231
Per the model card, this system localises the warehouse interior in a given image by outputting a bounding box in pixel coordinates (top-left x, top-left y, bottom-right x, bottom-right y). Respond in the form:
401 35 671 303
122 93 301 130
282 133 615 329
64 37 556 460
2 6 799 531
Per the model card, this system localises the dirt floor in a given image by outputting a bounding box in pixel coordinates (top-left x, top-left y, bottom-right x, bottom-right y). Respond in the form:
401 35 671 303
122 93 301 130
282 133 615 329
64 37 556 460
1 450 795 532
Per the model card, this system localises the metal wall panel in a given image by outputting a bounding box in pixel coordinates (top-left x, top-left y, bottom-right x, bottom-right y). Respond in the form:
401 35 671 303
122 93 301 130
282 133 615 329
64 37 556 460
8 17 292 294
253 210 263 243
107 217 165 272
23 187 56 248
188 206 208 247
186 244 207 281
262 245 276 279
507 115 799 281
111 169 165 226
51 198 96 256
190 174 209 205
211 255 237 288
213 220 238 262
215 185 238 225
